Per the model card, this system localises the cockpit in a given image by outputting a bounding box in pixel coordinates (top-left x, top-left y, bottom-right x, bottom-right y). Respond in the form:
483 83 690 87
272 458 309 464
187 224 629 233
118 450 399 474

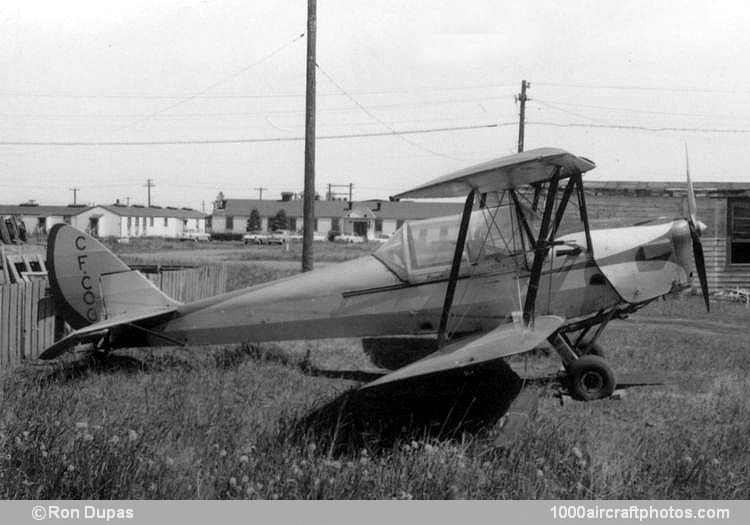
373 204 540 283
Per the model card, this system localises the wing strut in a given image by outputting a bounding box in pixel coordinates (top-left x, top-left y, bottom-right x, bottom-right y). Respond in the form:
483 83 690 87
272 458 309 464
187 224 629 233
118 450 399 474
522 168 561 326
436 188 476 348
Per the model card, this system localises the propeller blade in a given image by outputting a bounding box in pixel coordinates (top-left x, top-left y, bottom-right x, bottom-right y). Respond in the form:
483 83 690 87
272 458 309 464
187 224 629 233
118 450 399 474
688 220 710 312
685 143 697 224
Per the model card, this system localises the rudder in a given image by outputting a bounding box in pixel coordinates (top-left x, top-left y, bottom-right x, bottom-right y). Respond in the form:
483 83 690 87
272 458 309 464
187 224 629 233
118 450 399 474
47 224 178 328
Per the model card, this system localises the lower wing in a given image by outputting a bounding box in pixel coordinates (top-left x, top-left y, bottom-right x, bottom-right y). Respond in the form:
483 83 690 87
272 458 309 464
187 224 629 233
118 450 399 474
361 315 565 389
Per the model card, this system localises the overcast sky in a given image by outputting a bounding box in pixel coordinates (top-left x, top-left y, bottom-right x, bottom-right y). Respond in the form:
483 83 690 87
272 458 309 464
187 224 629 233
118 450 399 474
2 0 750 210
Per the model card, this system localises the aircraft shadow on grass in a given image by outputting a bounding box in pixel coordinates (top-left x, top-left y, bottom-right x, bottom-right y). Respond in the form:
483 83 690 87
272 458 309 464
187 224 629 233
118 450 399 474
294 359 525 453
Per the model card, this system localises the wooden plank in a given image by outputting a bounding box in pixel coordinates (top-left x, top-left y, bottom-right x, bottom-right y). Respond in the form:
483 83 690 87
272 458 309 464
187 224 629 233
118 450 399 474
0 286 8 368
11 283 21 366
29 280 40 359
22 282 33 360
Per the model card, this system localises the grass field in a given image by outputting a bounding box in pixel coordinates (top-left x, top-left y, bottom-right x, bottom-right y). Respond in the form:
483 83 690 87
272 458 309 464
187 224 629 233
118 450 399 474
1 241 749 499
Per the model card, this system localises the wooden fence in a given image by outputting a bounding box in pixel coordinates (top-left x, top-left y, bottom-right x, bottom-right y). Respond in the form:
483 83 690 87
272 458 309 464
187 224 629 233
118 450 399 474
0 265 227 370
0 279 55 368
144 264 227 303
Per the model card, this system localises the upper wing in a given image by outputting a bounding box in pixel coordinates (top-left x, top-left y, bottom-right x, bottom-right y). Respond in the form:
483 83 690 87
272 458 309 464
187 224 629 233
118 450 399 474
392 147 595 199
38 305 178 360
361 315 565 389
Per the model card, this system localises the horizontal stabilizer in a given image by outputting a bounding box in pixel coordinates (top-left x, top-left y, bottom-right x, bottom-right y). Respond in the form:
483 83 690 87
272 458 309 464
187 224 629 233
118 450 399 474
38 305 177 360
361 315 565 389
392 147 595 199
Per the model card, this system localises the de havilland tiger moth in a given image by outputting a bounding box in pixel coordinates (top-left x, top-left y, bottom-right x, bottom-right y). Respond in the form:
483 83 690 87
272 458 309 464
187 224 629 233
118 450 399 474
38 147 709 401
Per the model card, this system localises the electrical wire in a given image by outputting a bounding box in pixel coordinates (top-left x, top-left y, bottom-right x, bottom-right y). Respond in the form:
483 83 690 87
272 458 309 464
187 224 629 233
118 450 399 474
0 122 502 146
108 32 306 133
315 63 476 163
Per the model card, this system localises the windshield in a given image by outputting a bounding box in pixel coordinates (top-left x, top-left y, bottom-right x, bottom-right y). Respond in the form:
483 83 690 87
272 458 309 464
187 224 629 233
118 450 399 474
374 204 539 281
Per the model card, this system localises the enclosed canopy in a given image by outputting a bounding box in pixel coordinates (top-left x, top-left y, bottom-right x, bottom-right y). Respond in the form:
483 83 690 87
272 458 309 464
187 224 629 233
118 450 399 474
392 147 595 200
374 204 538 282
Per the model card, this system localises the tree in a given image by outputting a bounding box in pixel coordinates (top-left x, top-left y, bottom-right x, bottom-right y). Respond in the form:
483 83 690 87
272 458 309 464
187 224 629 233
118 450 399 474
246 208 262 232
269 209 288 231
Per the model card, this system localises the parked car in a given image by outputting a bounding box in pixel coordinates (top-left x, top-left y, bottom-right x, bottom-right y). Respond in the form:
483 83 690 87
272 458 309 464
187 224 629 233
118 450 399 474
242 231 268 245
371 233 391 244
178 229 211 242
336 233 366 243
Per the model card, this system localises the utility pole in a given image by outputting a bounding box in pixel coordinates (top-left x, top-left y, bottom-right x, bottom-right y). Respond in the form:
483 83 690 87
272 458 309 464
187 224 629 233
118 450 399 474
201 200 205 214
144 178 155 207
349 183 353 203
69 187 79 205
302 0 316 272
515 80 530 153
253 187 268 200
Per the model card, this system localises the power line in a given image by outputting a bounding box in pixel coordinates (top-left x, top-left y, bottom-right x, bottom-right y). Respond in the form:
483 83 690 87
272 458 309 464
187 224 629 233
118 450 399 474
316 63 471 162
535 98 750 122
0 122 501 146
535 81 750 95
528 121 750 133
0 82 520 100
110 32 306 133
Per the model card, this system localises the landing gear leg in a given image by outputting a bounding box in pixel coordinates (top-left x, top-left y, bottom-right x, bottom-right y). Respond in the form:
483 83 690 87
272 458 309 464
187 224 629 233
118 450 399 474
548 333 617 401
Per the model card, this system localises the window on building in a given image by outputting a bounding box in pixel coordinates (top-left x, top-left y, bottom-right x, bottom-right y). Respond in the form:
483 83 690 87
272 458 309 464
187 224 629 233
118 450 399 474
135 217 140 227
396 219 405 229
63 216 71 224
150 217 154 227
226 216 234 230
730 200 750 264
331 217 340 232
375 219 383 233
314 218 319 231
288 217 297 231
164 217 168 227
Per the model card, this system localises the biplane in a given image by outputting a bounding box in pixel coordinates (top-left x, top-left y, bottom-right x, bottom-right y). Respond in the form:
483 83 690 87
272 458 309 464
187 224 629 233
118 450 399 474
39 147 709 400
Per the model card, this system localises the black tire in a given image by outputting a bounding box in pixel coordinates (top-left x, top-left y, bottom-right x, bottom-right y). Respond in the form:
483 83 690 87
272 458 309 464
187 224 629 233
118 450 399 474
567 355 616 401
575 340 605 358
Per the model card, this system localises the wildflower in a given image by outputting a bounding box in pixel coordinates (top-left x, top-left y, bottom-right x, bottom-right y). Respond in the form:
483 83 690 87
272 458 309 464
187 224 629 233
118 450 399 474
42 451 48 458
683 455 693 464
83 432 94 442
75 422 88 430
536 469 544 479
241 475 249 483
239 454 249 464
229 477 237 486
711 458 720 466
571 446 583 460
128 430 139 442
22 431 29 438
67 464 75 472
149 482 157 492
219 449 228 458
110 435 120 445
307 443 317 453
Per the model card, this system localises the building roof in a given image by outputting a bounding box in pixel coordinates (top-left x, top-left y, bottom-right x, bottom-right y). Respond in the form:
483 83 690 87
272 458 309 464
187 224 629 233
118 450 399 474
213 198 464 221
582 181 750 198
0 204 91 216
98 205 206 219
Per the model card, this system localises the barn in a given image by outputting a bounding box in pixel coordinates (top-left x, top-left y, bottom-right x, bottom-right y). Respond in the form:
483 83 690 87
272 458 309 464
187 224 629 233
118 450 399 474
209 195 463 239
74 204 207 239
581 181 750 291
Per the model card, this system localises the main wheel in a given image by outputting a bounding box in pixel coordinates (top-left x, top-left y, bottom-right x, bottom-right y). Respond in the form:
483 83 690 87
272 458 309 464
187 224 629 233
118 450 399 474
566 355 616 401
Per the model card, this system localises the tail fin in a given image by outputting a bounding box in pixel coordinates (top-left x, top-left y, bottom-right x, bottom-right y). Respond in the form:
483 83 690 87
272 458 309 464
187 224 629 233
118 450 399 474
47 224 178 329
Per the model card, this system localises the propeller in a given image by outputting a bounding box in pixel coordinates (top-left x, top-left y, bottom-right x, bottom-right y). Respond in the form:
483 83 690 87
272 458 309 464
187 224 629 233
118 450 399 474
685 144 710 311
